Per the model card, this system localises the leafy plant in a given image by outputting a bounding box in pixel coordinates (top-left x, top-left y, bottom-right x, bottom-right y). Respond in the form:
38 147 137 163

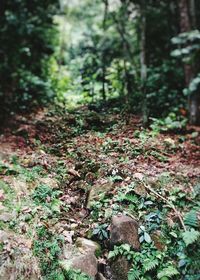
63 269 92 280
150 113 187 133
33 226 64 279
32 184 62 212
157 265 179 279
182 229 200 247
92 223 109 240
184 209 199 228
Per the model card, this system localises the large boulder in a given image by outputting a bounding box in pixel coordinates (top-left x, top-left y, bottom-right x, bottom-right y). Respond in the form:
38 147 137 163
70 252 97 278
110 215 140 250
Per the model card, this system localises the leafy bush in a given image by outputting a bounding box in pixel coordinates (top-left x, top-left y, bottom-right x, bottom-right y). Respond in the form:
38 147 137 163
0 0 58 111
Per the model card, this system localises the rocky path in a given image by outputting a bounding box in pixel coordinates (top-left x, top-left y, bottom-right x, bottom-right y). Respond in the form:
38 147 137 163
0 106 199 279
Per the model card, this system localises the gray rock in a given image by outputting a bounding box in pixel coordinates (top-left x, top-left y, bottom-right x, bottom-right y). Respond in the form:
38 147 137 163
75 238 101 256
71 252 98 278
110 215 140 250
0 213 14 222
61 242 98 279
0 231 41 280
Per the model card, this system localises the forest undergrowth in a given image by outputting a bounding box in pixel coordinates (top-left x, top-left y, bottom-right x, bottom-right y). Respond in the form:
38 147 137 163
0 104 200 280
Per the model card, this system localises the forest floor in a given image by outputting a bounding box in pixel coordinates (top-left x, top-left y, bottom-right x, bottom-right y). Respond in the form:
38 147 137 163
0 105 200 279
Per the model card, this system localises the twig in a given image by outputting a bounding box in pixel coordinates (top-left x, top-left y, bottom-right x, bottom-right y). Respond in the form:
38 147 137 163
143 183 187 231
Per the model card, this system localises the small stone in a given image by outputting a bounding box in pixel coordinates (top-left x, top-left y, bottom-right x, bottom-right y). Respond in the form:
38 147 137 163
71 223 78 229
75 238 100 255
0 213 14 222
62 231 73 244
110 215 140 250
0 189 5 201
0 230 10 242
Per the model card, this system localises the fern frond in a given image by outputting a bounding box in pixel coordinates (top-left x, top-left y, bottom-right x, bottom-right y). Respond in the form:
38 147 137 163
182 229 200 246
128 268 141 280
143 259 159 272
184 210 199 228
124 194 138 203
157 266 179 279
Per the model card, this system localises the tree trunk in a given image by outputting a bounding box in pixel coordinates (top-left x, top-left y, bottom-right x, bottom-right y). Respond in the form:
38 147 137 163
178 0 200 125
140 0 148 126
101 0 109 101
178 0 193 85
189 0 196 28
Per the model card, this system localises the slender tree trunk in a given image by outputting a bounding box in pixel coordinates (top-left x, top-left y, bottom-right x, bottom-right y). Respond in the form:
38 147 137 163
190 0 196 28
140 0 148 126
178 0 200 124
189 0 200 124
102 0 108 101
178 0 192 85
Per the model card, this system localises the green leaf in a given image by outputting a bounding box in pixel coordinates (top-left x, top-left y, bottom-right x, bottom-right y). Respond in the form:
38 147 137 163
157 266 179 279
121 244 131 252
144 232 152 243
184 210 199 228
108 251 116 259
182 229 200 246
128 268 140 280
143 259 159 272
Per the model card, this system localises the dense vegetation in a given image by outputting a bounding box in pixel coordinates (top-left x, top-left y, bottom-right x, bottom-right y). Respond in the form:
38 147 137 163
0 0 58 112
1 0 200 124
0 1 199 280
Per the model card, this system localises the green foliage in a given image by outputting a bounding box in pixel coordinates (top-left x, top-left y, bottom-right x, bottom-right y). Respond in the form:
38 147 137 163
184 209 199 228
182 229 200 247
128 269 141 280
150 113 187 133
33 226 64 279
184 74 200 96
32 184 62 212
171 30 200 62
157 265 179 279
63 269 92 280
143 259 159 272
92 223 109 240
0 0 58 110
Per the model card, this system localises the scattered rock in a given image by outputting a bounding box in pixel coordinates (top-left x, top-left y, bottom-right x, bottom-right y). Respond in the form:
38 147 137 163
75 238 101 255
39 177 58 188
0 190 5 201
70 252 97 278
0 212 15 222
0 231 41 280
87 181 114 209
62 231 74 244
0 230 10 242
110 215 140 250
61 240 99 279
133 184 147 196
110 256 131 280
